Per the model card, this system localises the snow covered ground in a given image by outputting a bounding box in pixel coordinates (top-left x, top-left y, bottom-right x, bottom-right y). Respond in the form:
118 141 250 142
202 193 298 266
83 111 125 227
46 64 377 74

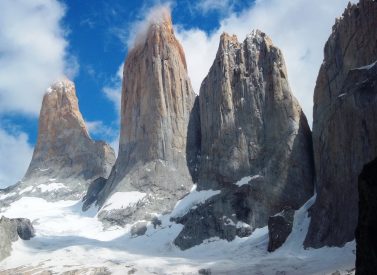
0 191 356 274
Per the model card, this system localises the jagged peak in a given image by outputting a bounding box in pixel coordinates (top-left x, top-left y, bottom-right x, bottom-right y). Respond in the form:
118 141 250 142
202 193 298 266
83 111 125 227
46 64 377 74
244 29 273 47
332 0 376 34
220 32 239 44
147 7 173 33
45 76 75 95
130 6 175 50
127 7 188 70
217 29 275 58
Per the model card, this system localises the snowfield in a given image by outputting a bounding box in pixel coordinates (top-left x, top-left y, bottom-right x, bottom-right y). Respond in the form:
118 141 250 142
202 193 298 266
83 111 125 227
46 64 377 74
0 193 356 274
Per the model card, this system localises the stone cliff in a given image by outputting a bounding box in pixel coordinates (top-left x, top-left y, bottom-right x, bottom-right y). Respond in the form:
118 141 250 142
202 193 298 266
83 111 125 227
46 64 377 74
94 10 199 225
305 0 377 248
174 30 314 249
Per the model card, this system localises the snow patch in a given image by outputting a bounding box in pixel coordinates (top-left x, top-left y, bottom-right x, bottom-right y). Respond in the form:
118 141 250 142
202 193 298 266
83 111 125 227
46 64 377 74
234 175 262 187
19 186 34 194
338 93 347 98
170 185 221 218
36 183 68 193
102 191 146 211
355 60 377 70
0 192 356 274
0 192 17 200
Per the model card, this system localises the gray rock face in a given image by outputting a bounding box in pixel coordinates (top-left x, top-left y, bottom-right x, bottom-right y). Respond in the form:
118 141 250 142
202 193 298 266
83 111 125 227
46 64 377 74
0 216 35 261
198 31 314 192
95 10 198 224
1 79 116 206
356 157 377 275
305 0 377 248
130 222 148 237
267 209 295 252
174 30 314 249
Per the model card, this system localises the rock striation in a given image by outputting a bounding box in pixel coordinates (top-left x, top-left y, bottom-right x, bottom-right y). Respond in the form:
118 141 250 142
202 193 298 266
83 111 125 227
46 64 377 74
0 216 35 261
174 30 314 249
1 79 115 205
94 9 198 225
356 157 377 275
305 0 377 248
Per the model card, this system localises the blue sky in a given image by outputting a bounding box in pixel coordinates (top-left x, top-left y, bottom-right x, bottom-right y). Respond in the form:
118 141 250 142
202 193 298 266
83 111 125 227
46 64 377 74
0 0 354 188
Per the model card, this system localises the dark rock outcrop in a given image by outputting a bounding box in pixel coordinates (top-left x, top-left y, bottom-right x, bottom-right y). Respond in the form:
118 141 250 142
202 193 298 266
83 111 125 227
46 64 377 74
267 209 295 252
356 158 377 275
82 177 107 211
0 216 35 261
173 185 253 250
95 9 198 224
174 30 314 249
305 0 377 248
130 222 148 237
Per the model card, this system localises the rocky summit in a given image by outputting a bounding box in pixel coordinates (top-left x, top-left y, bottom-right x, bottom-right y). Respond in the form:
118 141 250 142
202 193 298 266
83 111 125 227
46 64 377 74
93 9 199 225
0 79 115 206
173 30 314 249
305 0 377 248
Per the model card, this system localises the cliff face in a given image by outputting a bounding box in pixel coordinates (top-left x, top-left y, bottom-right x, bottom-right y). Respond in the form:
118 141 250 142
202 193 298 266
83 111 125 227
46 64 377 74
356 157 377 275
95 10 199 224
199 31 313 191
15 79 115 201
174 30 314 249
305 0 377 248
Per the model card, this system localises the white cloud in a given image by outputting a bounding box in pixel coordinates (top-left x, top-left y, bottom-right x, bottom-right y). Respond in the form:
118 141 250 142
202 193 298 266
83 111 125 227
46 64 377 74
175 0 357 126
127 4 172 49
0 129 33 188
102 63 123 115
195 0 233 14
0 0 70 116
0 0 71 188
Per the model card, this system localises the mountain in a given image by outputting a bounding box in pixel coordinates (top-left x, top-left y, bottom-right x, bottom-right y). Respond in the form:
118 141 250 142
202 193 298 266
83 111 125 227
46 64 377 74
0 79 115 207
91 10 199 226
305 0 377 248
2 2 376 273
173 30 314 249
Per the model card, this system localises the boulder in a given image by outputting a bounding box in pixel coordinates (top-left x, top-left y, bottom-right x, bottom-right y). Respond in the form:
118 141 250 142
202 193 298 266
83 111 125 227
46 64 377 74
267 209 295 252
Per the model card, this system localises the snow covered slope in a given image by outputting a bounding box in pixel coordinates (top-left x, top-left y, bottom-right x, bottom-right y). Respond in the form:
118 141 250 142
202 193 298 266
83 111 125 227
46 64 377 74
0 190 355 274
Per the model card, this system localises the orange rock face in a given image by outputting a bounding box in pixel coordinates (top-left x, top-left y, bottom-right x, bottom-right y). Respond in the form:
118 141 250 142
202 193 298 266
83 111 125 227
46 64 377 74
96 10 199 224
22 78 115 200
